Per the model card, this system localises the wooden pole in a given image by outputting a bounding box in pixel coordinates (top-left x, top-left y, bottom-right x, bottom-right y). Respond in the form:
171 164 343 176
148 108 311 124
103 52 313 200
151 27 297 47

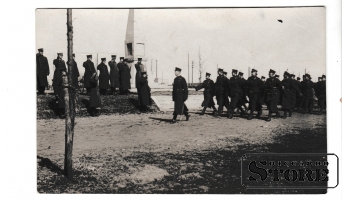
188 53 189 84
192 61 194 84
64 8 75 180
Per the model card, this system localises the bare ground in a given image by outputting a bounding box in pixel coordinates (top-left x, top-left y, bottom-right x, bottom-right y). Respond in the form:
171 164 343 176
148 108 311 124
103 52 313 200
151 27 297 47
37 108 326 194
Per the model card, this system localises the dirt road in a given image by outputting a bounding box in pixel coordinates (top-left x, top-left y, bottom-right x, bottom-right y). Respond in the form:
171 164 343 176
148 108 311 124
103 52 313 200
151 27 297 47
37 110 326 194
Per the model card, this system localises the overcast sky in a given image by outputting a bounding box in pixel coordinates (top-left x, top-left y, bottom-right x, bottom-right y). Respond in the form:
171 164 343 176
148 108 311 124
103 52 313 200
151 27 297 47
36 8 326 83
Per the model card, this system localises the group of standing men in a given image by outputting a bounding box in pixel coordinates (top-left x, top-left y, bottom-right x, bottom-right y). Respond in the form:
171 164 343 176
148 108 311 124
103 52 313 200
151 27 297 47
36 48 151 117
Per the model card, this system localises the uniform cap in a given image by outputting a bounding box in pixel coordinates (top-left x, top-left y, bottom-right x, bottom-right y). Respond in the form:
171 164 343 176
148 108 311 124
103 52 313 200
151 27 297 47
72 53 75 57
120 57 124 60
269 69 276 74
297 77 301 80
111 55 116 58
206 72 211 77
322 75 326 78
175 67 182 72
223 71 227 75
261 76 266 79
218 68 223 72
275 74 280 78
232 69 238 74
87 55 92 58
57 53 63 56
141 72 147 75
138 58 142 61
290 74 295 77
318 77 322 80
101 58 106 61
251 69 258 73
38 48 44 52
284 71 290 77
238 72 244 76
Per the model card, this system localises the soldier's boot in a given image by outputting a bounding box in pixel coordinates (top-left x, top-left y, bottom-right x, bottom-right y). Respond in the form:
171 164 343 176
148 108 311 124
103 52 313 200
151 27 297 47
266 111 272 122
283 110 287 119
289 110 292 117
185 112 190 121
171 115 177 124
257 110 262 118
200 107 207 115
247 111 253 120
212 107 219 116
276 111 281 118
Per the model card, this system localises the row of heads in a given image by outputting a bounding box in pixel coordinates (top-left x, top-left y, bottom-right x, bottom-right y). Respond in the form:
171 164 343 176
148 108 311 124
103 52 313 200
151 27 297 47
38 48 143 61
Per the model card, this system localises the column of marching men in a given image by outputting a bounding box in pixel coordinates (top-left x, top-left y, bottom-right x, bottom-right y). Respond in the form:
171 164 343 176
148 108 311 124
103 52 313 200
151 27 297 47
36 48 151 118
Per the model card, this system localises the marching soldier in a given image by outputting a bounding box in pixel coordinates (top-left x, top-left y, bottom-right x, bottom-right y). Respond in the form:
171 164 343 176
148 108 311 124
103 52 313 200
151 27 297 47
83 55 96 95
215 68 228 115
171 67 190 124
238 71 249 114
53 53 67 118
289 73 299 111
281 72 302 118
138 72 152 111
36 48 50 95
97 58 110 95
228 69 243 119
223 71 230 113
246 69 263 120
108 55 120 95
299 73 314 113
195 72 218 115
89 73 101 116
118 57 131 95
318 75 326 113
264 69 281 121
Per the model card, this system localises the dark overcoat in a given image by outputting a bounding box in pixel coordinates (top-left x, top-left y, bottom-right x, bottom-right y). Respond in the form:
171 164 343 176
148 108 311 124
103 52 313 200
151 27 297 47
52 69 65 109
195 79 215 108
264 77 281 112
118 62 131 90
135 63 143 89
83 60 96 88
97 62 110 89
172 76 188 115
71 60 80 88
281 78 299 110
299 80 314 110
108 61 120 88
228 76 242 110
89 76 101 108
36 53 50 87
138 76 152 106
246 76 263 112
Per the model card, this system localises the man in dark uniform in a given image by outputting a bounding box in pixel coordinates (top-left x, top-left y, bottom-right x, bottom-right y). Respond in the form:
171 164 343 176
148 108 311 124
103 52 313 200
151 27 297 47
260 76 267 106
318 75 326 113
246 69 263 120
274 74 282 106
118 57 131 95
238 71 249 114
223 71 230 114
97 58 110 95
261 76 266 83
171 67 190 124
83 55 96 95
67 53 80 90
135 58 144 101
89 73 101 116
138 72 152 111
195 72 218 115
215 68 228 115
295 77 302 109
315 77 322 109
36 48 50 95
299 73 314 113
264 69 281 121
108 55 119 95
281 72 302 119
289 73 299 111
228 69 243 119
53 53 67 118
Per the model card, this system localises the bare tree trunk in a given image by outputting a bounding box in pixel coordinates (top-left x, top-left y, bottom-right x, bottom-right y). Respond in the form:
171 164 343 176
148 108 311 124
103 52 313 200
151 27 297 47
64 8 75 180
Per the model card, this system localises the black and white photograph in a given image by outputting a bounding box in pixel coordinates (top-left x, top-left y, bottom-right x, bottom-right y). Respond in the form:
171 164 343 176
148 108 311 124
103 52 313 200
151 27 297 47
35 7 331 194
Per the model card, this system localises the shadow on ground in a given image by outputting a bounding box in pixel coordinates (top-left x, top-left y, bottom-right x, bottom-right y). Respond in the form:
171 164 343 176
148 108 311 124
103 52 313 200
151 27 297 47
37 126 327 194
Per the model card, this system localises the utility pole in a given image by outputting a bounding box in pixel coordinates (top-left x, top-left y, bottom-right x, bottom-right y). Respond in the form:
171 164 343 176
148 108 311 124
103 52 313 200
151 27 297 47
64 8 75 180
156 59 158 80
192 61 194 84
188 53 189 84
